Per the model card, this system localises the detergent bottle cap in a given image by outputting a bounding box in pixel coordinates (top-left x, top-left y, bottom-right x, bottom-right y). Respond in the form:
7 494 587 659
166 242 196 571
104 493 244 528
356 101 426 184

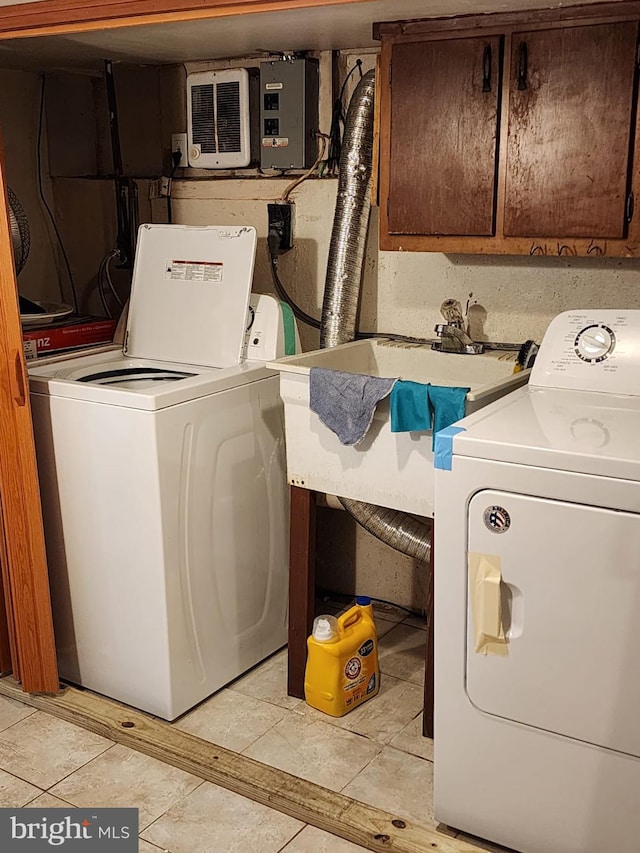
356 596 371 606
312 615 338 642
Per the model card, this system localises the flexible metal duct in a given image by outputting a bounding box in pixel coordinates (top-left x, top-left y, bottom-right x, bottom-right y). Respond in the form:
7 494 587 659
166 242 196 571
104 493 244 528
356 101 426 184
320 70 432 564
338 497 432 563
320 71 375 348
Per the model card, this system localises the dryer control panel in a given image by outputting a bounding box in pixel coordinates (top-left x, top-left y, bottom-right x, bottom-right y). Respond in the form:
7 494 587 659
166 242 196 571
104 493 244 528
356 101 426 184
530 310 640 395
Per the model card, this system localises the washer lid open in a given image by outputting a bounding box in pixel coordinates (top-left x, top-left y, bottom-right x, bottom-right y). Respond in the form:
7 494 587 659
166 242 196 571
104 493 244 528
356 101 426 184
125 224 256 368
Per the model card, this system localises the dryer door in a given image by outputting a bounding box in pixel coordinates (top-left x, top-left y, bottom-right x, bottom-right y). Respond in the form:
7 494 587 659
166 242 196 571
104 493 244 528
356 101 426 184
466 489 640 758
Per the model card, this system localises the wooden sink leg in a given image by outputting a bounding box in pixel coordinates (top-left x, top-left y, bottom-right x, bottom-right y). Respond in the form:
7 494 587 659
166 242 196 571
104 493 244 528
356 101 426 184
287 486 316 699
423 523 435 738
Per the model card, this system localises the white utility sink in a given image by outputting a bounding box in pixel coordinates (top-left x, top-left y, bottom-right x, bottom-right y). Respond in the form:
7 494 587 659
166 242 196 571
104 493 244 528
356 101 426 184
268 338 529 516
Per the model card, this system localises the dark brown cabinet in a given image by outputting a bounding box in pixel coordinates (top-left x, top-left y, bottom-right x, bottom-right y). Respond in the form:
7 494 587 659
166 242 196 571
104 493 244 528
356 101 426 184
388 36 501 237
505 22 638 239
377 6 640 257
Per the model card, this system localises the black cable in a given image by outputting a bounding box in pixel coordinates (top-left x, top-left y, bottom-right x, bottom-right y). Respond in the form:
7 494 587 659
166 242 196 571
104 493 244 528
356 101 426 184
129 180 139 256
97 254 112 318
267 233 321 329
37 76 79 313
326 99 344 174
97 250 123 319
269 252 321 330
317 588 426 620
166 150 182 224
326 59 363 173
102 251 123 309
339 58 363 103
104 60 133 269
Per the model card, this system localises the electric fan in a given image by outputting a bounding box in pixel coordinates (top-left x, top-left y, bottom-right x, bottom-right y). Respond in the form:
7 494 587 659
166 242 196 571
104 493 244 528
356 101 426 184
9 187 73 326
8 186 30 276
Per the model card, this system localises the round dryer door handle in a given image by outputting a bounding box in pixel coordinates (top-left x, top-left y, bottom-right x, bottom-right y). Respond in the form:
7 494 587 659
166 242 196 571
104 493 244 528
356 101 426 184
9 349 26 407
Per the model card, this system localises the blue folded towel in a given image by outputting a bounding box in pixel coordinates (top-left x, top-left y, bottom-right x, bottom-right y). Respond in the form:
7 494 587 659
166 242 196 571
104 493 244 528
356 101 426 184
390 381 431 433
427 385 469 449
309 367 397 446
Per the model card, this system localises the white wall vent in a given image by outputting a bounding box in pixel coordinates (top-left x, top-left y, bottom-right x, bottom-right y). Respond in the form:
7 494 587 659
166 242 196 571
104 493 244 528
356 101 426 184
187 68 254 169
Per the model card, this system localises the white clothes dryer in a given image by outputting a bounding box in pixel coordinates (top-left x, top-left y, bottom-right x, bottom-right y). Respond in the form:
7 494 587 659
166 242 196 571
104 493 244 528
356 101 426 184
29 224 297 720
434 310 640 853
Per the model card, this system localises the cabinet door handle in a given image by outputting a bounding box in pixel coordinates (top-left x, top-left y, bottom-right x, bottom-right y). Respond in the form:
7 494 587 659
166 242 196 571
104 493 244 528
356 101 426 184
482 45 492 93
627 192 635 223
517 42 528 91
9 349 26 407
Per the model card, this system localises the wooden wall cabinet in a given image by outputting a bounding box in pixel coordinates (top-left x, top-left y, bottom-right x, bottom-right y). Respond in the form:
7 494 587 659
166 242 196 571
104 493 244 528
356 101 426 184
377 5 640 257
387 35 502 238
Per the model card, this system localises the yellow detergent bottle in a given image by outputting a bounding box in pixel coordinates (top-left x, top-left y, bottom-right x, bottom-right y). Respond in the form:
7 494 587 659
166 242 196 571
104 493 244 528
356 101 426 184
304 596 380 717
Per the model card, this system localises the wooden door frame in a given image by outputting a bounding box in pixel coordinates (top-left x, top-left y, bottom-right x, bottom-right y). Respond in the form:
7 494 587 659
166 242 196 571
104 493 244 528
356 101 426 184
0 498 16 675
1 0 638 40
0 132 58 693
0 0 373 38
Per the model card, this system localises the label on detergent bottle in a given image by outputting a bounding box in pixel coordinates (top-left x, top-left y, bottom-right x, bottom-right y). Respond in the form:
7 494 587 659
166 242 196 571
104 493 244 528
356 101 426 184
343 640 377 710
359 640 374 657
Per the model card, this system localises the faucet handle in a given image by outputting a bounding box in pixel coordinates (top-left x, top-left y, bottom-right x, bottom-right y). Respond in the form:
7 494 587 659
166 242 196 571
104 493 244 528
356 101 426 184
440 298 465 326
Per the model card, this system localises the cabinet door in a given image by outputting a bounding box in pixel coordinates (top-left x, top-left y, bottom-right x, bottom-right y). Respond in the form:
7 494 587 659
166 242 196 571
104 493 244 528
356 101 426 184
504 22 639 238
387 36 502 236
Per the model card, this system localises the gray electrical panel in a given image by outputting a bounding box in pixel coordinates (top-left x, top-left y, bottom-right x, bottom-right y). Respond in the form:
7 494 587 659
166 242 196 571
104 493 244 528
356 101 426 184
260 58 319 170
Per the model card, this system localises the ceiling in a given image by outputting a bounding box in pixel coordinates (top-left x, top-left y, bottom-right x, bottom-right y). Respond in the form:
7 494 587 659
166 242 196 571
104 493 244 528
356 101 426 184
0 0 614 70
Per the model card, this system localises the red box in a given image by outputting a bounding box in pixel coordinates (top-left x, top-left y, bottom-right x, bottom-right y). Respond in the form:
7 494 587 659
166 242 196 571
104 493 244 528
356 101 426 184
23 315 117 360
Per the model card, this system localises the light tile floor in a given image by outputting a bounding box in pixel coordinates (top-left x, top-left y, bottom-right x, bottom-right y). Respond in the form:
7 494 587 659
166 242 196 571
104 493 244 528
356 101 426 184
0 601 512 852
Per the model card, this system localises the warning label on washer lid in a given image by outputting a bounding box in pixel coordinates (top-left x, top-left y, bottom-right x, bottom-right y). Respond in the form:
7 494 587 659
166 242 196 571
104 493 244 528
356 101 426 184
165 260 223 282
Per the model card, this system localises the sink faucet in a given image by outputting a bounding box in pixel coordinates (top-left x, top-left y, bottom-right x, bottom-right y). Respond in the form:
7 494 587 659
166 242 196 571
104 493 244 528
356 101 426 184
432 299 484 355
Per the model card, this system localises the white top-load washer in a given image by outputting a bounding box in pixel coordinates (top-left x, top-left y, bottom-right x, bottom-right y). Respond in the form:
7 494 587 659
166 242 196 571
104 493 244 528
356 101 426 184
434 310 640 853
29 224 297 720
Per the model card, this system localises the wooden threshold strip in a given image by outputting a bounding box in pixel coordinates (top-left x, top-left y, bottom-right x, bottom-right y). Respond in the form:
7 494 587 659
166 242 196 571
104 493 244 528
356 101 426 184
0 0 373 40
0 677 481 853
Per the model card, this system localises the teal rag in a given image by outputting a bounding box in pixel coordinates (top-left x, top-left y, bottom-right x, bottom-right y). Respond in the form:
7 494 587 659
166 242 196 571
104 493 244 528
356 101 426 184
390 380 431 433
427 385 469 450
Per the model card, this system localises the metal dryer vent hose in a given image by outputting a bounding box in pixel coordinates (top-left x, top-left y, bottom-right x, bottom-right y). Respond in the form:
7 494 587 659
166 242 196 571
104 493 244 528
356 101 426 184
320 70 432 565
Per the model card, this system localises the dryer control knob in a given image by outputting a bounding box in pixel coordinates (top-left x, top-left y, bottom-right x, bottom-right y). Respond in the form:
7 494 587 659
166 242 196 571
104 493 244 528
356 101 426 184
574 324 615 363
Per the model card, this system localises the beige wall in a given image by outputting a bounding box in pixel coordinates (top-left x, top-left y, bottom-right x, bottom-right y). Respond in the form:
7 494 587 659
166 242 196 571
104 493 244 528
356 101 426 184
370 228 640 345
